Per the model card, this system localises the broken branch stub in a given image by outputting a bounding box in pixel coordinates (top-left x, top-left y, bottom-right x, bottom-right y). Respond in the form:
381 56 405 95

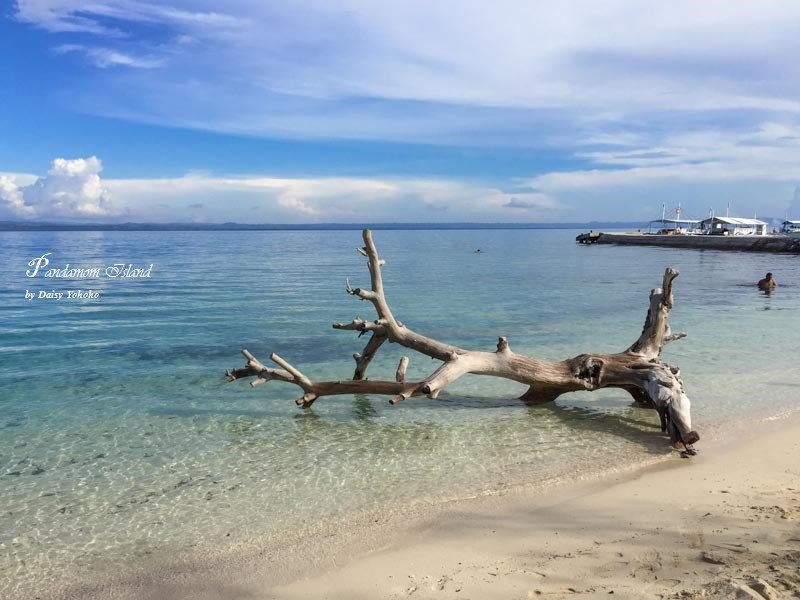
228 229 698 448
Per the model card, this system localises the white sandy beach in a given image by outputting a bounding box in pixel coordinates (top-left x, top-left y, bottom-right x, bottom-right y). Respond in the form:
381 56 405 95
54 413 800 600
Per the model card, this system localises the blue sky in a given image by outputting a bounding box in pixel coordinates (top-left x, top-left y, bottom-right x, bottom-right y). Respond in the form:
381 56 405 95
2 1 800 223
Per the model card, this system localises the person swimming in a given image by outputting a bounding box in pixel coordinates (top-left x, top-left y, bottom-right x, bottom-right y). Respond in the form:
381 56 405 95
757 272 777 291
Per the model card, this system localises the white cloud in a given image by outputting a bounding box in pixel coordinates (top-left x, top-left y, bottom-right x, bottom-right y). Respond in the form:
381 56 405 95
505 121 800 220
527 122 800 192
98 173 562 223
15 0 245 34
0 157 116 219
276 195 319 217
13 1 800 144
4 148 798 223
0 176 34 217
10 4 800 223
6 164 562 223
54 44 164 69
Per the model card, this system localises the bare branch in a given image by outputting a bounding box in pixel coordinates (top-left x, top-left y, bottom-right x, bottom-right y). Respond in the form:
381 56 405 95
345 278 376 301
627 268 680 358
352 332 388 380
331 317 387 335
396 357 409 383
664 332 687 344
242 349 266 371
269 353 310 386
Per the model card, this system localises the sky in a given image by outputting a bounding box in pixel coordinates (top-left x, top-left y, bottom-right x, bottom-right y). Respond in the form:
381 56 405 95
2 1 800 223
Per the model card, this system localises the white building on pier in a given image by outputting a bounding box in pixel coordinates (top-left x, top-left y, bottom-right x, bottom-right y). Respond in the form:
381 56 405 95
699 216 767 236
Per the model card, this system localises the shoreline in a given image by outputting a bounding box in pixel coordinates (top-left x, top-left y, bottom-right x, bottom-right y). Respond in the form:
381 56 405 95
39 410 800 600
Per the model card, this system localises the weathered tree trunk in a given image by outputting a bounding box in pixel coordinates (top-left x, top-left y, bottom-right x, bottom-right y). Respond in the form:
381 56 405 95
227 229 698 449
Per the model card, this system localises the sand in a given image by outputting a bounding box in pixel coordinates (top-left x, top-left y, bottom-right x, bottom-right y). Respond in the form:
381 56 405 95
262 417 800 600
51 414 800 600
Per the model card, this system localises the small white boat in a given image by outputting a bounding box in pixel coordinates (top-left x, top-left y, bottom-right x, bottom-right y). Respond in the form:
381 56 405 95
646 204 701 235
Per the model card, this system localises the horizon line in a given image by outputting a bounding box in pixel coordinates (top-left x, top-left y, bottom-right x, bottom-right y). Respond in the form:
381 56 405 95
0 220 645 232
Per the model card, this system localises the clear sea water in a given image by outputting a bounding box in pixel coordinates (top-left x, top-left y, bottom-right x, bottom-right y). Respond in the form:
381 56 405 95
1 229 798 596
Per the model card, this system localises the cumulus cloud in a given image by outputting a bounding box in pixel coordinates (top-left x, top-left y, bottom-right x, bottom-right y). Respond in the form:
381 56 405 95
0 175 34 217
0 157 115 219
276 195 319 217
95 173 564 223
1 165 567 223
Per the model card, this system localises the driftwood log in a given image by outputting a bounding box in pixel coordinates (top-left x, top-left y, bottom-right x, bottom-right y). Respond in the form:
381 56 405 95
227 229 699 450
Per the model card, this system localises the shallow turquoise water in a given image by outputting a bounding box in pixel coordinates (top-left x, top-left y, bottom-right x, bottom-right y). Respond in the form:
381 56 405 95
1 229 798 594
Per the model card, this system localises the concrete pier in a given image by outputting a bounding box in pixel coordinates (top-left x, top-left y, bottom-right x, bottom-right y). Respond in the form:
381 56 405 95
576 232 800 253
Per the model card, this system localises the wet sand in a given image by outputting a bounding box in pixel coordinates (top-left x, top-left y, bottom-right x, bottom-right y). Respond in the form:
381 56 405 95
49 413 800 600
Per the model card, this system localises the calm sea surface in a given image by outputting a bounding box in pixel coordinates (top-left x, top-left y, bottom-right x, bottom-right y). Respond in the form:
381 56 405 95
1 229 799 595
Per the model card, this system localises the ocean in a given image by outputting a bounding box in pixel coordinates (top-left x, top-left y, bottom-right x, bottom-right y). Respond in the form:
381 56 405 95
1 228 798 596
